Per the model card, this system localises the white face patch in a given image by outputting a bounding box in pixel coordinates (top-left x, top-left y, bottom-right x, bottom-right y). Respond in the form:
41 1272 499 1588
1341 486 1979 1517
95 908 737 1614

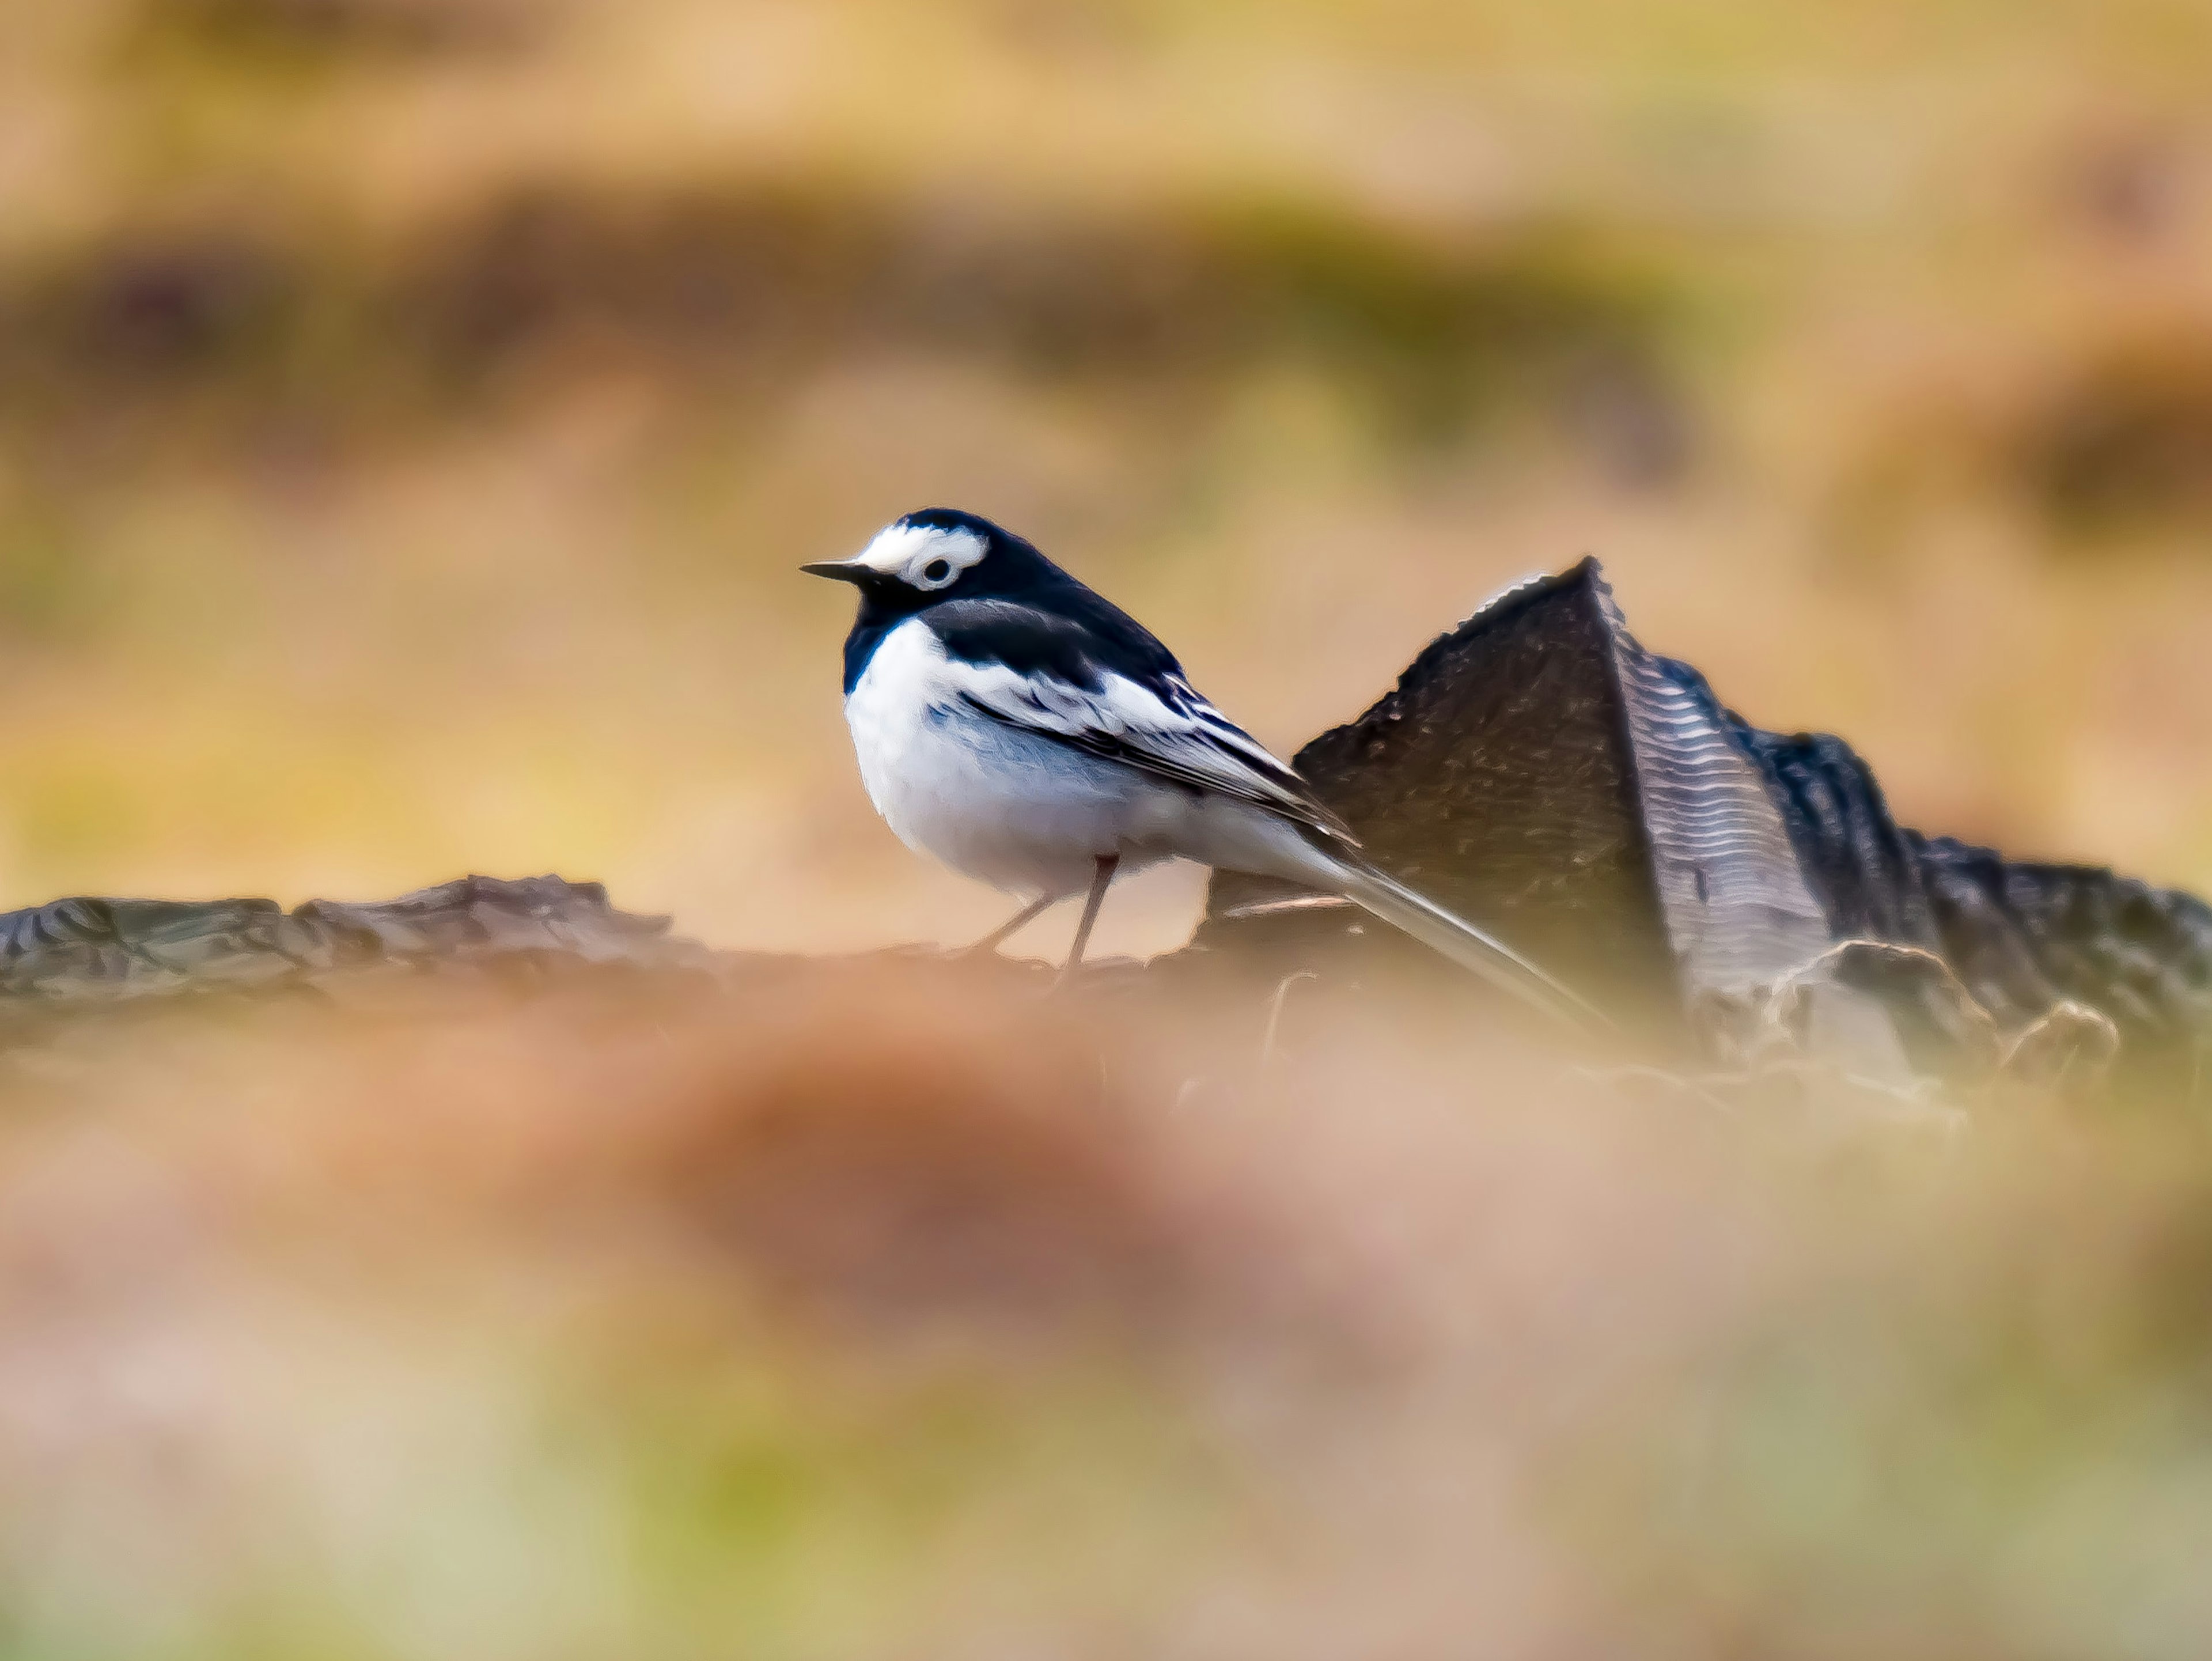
846 521 990 591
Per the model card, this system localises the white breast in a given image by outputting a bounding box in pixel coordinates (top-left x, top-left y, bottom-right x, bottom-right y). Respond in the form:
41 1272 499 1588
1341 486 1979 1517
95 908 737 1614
843 619 1173 897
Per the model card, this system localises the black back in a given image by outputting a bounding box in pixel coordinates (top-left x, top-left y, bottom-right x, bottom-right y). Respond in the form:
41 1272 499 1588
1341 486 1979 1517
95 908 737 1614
838 509 1183 693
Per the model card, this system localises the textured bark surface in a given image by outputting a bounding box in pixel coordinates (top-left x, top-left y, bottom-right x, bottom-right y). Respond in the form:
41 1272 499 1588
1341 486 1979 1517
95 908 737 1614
1200 561 1910 1073
1201 564 1678 1021
1200 559 2211 1080
0 875 721 1009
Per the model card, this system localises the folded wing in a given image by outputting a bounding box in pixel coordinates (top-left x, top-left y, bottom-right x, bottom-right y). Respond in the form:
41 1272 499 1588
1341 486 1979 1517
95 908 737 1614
922 599 1358 846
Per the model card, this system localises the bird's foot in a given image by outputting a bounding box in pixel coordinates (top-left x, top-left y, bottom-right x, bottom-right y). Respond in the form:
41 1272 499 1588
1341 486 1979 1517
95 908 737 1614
1046 954 1145 997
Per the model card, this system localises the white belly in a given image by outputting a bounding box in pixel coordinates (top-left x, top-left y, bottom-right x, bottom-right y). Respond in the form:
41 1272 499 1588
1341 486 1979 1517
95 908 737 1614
843 620 1168 896
842 616 1343 901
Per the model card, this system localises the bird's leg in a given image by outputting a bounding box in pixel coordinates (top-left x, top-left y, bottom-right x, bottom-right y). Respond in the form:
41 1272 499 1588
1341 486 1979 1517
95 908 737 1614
1055 854 1120 989
966 892 1060 957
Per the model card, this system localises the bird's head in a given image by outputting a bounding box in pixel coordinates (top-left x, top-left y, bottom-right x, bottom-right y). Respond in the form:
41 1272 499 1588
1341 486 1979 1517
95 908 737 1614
802 508 1058 615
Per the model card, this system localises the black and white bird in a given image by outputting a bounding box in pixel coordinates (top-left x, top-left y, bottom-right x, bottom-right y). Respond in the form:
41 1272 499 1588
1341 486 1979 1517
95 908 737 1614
804 508 1593 1026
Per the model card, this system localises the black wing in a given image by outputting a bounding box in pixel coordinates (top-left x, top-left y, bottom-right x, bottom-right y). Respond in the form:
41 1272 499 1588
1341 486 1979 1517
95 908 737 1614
922 599 1358 845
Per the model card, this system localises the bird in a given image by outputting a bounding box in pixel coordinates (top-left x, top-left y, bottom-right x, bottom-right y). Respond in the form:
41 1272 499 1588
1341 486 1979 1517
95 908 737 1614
803 508 1597 1027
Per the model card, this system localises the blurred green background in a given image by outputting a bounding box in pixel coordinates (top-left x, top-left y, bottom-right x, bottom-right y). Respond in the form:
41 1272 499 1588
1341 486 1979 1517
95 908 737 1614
3 0 2209 961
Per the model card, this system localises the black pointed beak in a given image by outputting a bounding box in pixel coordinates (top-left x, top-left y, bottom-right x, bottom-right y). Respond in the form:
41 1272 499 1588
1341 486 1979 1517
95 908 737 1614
801 561 867 584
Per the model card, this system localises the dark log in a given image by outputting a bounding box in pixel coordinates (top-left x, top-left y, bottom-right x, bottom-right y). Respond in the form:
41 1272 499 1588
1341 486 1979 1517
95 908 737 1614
1199 559 2211 1085
1741 728 2212 1066
0 875 723 1008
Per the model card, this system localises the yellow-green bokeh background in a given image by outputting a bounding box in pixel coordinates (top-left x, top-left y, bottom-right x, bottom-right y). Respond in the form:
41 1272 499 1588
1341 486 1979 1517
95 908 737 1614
5 0 2210 960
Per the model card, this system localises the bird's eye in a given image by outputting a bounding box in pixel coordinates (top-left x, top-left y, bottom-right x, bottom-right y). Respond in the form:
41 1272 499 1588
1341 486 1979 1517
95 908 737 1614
921 558 953 585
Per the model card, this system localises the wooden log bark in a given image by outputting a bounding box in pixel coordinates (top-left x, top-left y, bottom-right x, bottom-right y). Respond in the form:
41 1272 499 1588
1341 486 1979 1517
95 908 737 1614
1199 559 2211 1086
0 875 723 1008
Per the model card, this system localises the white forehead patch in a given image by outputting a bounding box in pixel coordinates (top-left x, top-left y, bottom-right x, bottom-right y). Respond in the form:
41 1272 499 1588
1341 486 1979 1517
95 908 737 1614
850 521 990 588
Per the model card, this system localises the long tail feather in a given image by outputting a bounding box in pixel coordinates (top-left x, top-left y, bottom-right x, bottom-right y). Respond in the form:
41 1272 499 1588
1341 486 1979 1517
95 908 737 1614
1329 859 1607 1032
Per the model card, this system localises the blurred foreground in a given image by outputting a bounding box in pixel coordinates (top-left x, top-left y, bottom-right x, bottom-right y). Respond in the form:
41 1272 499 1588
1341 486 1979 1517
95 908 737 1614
3 963 2209 1659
